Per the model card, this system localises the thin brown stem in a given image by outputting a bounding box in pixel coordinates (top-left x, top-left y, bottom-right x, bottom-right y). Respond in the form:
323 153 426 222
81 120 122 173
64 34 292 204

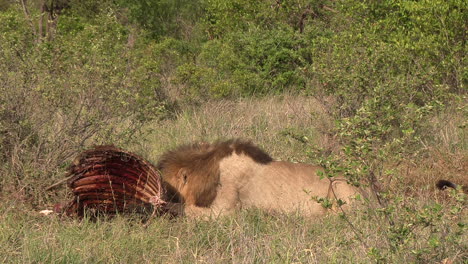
20 0 37 38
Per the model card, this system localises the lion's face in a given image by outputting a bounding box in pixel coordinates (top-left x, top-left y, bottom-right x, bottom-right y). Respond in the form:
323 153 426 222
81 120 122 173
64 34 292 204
160 165 189 203
161 164 217 206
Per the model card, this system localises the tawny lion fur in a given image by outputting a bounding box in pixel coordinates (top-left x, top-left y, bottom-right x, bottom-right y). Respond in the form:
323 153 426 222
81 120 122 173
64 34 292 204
158 139 364 218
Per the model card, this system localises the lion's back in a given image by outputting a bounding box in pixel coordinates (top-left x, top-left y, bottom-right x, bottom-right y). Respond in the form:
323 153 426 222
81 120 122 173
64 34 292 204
237 161 332 216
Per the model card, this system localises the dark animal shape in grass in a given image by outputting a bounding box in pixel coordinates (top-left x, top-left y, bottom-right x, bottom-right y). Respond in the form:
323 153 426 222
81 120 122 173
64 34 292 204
436 179 467 193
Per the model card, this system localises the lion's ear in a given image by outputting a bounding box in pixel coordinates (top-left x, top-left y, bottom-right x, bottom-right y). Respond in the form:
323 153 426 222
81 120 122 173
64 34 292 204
177 168 188 185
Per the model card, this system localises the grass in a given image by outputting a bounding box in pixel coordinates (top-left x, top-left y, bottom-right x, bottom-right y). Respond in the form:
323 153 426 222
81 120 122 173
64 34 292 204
0 208 333 263
1 202 465 263
1 96 467 263
137 95 334 162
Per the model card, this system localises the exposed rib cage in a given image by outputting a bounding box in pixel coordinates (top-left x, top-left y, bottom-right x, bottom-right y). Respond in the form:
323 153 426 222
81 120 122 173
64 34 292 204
64 146 166 216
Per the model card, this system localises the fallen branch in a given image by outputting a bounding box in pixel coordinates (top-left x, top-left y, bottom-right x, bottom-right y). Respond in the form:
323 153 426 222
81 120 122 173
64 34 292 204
45 174 74 191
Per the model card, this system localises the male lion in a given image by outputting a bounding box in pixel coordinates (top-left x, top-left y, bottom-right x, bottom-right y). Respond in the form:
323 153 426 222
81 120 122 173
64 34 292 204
158 139 365 218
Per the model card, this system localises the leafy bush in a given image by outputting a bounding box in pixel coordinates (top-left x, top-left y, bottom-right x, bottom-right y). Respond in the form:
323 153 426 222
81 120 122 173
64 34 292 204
175 27 309 99
0 6 170 202
201 0 330 38
119 0 204 40
304 1 467 261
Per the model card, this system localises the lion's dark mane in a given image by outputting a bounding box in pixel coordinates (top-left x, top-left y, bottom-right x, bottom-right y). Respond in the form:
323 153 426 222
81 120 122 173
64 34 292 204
157 139 272 206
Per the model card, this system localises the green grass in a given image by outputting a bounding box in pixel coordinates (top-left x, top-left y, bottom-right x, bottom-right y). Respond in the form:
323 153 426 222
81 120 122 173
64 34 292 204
1 203 465 263
1 96 466 263
0 206 340 263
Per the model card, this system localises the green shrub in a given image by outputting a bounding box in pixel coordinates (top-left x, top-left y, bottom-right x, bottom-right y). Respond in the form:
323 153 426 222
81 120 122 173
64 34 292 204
0 6 170 203
119 0 204 40
175 27 310 99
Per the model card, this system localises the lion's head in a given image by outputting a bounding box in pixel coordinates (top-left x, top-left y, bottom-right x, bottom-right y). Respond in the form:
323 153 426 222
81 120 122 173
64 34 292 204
157 139 272 207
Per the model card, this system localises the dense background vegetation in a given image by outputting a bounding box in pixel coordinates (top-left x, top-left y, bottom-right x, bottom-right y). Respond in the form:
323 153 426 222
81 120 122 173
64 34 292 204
0 0 466 262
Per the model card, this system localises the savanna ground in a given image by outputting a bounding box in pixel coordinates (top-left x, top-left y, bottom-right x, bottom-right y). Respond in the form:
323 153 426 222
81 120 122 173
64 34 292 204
1 0 467 263
1 97 466 263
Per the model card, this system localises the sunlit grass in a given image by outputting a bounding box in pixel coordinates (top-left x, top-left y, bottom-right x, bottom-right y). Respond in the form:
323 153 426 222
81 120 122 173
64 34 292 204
1 96 466 263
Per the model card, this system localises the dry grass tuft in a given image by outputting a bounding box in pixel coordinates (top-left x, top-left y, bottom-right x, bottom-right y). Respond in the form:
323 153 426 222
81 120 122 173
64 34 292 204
140 95 337 163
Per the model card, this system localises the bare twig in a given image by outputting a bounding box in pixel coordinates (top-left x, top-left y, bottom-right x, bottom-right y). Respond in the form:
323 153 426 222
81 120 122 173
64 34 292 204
45 174 74 191
20 0 37 38
323 5 338 13
38 1 46 42
328 178 370 249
